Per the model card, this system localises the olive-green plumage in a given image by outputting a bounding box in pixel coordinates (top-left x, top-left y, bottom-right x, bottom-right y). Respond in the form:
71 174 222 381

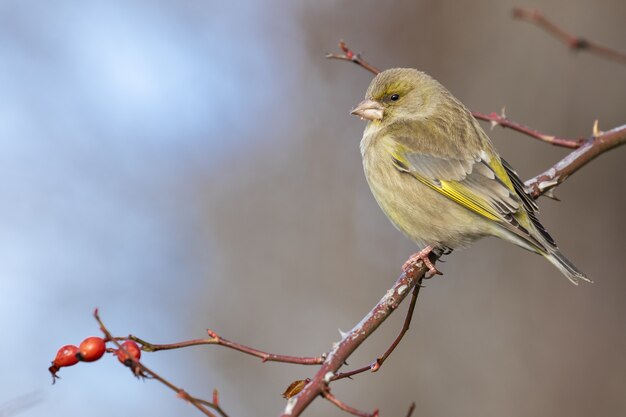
352 68 589 284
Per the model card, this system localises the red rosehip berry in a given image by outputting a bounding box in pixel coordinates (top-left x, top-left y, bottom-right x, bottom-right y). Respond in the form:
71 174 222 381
54 344 80 367
49 344 79 383
116 340 141 365
76 336 106 362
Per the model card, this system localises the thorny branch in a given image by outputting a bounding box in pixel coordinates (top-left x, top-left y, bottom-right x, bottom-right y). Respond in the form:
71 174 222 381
325 40 382 75
122 332 324 365
472 110 584 149
322 388 379 417
525 123 626 198
331 284 421 382
96 261 429 417
280 262 428 417
512 7 626 64
95 310 229 417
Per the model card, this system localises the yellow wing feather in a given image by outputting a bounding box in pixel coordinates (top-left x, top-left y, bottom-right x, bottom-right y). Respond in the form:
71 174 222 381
389 143 535 234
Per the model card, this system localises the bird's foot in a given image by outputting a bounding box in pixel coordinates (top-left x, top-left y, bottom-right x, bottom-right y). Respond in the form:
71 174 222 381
402 245 442 278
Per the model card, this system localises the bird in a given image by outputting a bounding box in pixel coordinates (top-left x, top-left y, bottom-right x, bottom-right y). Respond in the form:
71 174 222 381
351 68 590 285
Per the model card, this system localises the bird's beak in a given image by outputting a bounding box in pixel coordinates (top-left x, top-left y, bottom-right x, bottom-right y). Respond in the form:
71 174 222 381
351 99 384 122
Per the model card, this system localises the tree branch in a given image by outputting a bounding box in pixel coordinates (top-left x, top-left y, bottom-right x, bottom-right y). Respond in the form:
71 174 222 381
512 8 626 64
94 310 228 417
326 40 381 75
322 388 379 417
280 262 428 417
124 331 324 365
472 110 584 149
525 123 626 198
332 283 421 381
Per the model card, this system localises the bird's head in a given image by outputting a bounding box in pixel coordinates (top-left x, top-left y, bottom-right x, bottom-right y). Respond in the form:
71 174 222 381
351 68 442 125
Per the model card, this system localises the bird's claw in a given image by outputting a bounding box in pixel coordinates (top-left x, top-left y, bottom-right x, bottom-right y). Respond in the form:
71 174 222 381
402 247 442 278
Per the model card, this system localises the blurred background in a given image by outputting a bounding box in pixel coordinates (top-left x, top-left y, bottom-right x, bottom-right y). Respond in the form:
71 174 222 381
1 0 625 416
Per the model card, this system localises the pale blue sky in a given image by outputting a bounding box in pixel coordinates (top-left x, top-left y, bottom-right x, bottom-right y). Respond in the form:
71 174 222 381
0 1 298 415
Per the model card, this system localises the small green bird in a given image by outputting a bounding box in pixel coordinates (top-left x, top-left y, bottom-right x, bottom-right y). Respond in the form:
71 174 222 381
352 68 589 284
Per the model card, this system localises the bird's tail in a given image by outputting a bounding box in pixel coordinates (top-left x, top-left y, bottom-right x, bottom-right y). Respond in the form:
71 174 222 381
544 248 592 285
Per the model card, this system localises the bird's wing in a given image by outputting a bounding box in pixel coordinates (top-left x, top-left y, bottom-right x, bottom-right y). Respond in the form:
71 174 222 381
501 158 556 247
389 140 548 249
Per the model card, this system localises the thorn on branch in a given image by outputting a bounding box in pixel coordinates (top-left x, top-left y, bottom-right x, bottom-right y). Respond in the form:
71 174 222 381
592 120 603 138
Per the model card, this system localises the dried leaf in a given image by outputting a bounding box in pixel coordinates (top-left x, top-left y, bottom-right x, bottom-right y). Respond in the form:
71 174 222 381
282 378 310 399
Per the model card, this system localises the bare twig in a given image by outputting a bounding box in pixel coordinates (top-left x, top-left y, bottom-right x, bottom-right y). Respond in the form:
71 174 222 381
513 8 626 64
326 40 381 75
472 110 584 149
525 123 626 198
322 388 379 417
327 41 379 76
125 332 324 365
94 310 227 417
279 260 428 417
332 284 421 381
374 284 421 368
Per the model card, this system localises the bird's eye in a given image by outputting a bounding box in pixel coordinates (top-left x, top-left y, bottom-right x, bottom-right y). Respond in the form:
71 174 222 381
390 94 400 101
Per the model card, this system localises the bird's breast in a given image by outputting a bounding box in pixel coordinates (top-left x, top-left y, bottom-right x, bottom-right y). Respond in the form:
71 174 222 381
361 133 492 249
